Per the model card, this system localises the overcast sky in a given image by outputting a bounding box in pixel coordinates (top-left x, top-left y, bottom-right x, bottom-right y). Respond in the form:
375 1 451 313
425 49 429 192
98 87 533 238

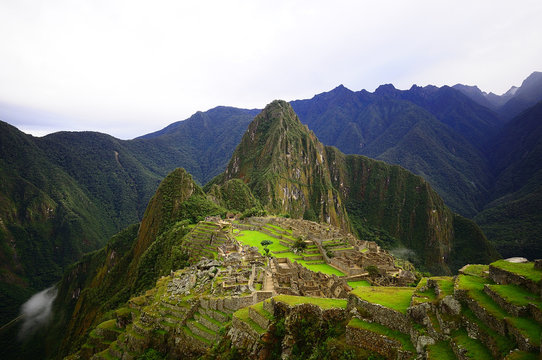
0 0 541 139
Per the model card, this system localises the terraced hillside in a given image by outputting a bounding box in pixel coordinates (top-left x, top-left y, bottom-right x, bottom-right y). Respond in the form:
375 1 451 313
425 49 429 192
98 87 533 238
64 231 542 359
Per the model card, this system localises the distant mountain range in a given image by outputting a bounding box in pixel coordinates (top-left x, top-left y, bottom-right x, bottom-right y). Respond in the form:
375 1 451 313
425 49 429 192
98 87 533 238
453 71 542 119
0 71 541 329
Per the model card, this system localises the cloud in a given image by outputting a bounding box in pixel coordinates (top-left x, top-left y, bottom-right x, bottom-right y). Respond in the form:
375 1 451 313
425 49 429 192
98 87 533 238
18 286 58 340
0 0 541 138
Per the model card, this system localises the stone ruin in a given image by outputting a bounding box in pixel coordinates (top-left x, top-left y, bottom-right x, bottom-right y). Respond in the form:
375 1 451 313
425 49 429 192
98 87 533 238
236 216 417 289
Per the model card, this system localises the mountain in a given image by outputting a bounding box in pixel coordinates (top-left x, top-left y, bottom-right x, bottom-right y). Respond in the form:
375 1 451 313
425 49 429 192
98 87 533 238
209 101 351 232
499 71 542 119
212 100 498 274
0 122 118 326
452 83 517 110
454 71 542 120
475 101 542 258
135 106 259 184
0 107 257 326
291 84 497 217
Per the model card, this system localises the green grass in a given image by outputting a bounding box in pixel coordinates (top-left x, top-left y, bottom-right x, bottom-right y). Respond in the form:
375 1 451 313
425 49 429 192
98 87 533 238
265 223 292 234
189 319 217 336
433 277 455 298
456 274 489 292
347 318 415 352
182 326 211 345
486 284 542 308
347 280 371 288
452 329 493 359
273 295 347 309
491 260 542 283
351 287 415 314
235 229 345 276
507 317 542 347
97 319 118 330
462 308 516 356
426 340 456 360
505 350 540 360
251 301 274 321
236 230 290 253
233 308 266 334
459 276 542 348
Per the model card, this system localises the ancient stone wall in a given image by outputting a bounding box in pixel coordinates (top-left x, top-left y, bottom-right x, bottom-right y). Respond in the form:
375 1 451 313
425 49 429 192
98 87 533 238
347 294 412 334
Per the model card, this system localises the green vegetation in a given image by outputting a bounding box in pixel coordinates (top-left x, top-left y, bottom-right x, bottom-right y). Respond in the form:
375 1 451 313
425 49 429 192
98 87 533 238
452 329 493 359
347 280 371 288
235 229 345 276
487 284 542 308
232 308 266 335
490 260 542 283
505 350 540 360
457 274 542 348
273 295 347 309
426 341 456 360
347 318 415 352
351 287 415 314
460 264 489 277
461 308 516 356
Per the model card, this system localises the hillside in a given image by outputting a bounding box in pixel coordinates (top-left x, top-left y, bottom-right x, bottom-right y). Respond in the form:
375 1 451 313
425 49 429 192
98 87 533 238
211 100 498 274
291 84 497 217
455 71 542 121
475 101 542 258
0 107 257 327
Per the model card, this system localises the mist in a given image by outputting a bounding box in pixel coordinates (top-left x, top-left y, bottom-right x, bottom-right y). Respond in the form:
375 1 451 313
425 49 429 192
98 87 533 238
18 286 58 341
390 246 418 263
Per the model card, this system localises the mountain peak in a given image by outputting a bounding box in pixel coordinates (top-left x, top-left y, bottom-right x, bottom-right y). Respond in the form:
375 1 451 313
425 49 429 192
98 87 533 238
374 83 397 95
219 101 351 231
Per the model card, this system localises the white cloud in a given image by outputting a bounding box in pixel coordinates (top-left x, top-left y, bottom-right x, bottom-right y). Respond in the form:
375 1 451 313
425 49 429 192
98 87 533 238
0 0 541 138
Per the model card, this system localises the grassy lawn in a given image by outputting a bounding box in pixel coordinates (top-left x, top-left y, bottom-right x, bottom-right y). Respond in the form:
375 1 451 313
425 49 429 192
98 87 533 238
347 318 415 352
491 260 542 283
456 274 489 292
487 284 542 308
351 287 415 314
505 350 540 360
273 294 347 309
233 307 266 334
265 223 292 234
462 308 516 356
236 229 345 276
433 276 455 298
452 329 493 360
250 301 274 321
507 317 542 347
347 280 371 288
458 276 542 348
236 230 289 253
426 340 456 360
461 264 489 277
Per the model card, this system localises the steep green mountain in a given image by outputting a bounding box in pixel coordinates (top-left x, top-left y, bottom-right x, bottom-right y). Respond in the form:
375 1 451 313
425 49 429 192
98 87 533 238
0 107 257 327
291 85 495 217
212 100 498 274
475 101 542 258
50 168 224 357
0 122 113 325
206 179 262 213
210 101 352 232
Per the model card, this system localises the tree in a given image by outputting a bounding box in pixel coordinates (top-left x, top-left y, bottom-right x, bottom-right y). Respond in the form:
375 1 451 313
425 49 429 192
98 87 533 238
261 240 273 257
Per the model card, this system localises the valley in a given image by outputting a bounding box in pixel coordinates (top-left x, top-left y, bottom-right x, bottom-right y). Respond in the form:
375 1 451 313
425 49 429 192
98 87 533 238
0 73 541 359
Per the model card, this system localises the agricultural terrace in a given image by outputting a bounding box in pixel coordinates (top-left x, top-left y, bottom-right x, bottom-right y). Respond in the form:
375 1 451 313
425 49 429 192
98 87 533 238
234 226 345 277
351 287 415 314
